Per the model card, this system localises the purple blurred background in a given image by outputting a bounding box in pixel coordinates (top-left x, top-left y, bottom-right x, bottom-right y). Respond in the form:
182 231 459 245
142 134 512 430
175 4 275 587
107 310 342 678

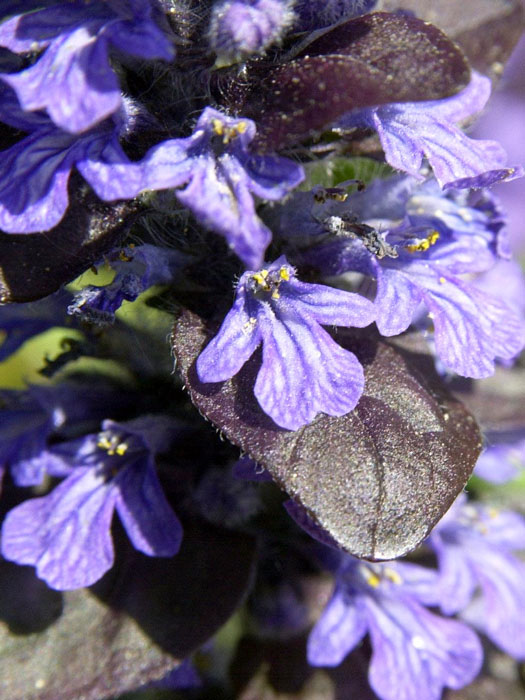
473 35 525 251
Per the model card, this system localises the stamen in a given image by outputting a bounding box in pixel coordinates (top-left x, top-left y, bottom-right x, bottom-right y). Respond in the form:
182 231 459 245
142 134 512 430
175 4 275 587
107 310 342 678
405 230 440 253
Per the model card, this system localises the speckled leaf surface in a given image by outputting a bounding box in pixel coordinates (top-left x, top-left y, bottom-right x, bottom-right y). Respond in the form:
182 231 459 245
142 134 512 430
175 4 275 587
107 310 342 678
230 12 470 149
378 0 525 80
172 311 482 560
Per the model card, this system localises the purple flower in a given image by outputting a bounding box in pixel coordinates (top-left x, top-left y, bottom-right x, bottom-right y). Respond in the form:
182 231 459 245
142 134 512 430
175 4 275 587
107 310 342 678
0 386 67 488
472 36 525 252
336 72 524 189
0 382 128 487
0 0 174 133
196 256 375 430
0 92 159 233
136 107 304 268
474 258 525 318
308 555 482 700
208 0 295 66
68 244 187 325
474 437 525 483
1 416 182 590
429 496 525 659
292 176 525 378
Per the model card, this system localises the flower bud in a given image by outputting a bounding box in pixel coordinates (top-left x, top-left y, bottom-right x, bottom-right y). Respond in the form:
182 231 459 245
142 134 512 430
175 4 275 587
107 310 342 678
208 0 295 67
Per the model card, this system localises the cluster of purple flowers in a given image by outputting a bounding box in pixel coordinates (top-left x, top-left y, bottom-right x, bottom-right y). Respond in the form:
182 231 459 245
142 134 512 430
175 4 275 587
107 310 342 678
0 1 524 698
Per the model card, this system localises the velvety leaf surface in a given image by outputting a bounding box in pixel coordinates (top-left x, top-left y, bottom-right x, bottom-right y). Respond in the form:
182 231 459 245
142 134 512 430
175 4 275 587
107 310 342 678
0 522 256 700
230 12 470 149
0 181 142 303
378 0 525 80
172 311 482 560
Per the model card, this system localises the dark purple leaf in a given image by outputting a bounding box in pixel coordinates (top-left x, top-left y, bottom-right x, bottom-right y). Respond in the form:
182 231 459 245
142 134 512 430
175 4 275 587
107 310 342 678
172 311 482 560
0 179 142 304
0 522 256 700
378 0 525 80
229 12 470 149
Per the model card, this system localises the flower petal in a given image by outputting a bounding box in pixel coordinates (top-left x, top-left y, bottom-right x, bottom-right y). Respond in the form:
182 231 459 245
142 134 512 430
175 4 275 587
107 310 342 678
2 26 120 133
196 285 262 383
1 469 117 590
308 590 368 666
114 456 182 557
254 307 365 429
366 595 482 700
0 127 76 232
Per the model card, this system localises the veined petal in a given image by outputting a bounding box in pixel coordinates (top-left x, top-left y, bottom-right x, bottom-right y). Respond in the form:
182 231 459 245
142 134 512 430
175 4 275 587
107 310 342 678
176 154 271 268
424 71 491 123
374 268 423 336
77 135 153 200
0 4 96 53
239 151 305 200
114 456 182 557
196 286 262 383
254 307 365 430
339 72 517 189
467 285 525 361
366 595 482 700
432 538 478 615
0 127 76 232
308 591 368 666
470 547 525 659
286 279 375 327
371 108 424 179
1 26 120 133
1 469 117 590
426 274 524 377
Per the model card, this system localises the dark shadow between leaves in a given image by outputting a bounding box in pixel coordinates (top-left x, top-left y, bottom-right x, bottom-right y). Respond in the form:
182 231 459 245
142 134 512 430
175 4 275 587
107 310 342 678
0 558 63 634
91 518 257 659
231 634 377 699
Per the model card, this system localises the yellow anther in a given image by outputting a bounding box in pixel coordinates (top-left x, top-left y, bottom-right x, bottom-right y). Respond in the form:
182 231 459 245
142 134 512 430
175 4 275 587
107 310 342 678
279 267 290 281
119 249 134 262
211 118 224 136
488 507 499 519
115 442 129 456
405 230 440 253
384 568 402 585
271 290 280 300
97 436 112 450
212 118 246 144
366 572 381 588
97 434 128 457
439 276 446 284
252 271 269 286
243 317 257 334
